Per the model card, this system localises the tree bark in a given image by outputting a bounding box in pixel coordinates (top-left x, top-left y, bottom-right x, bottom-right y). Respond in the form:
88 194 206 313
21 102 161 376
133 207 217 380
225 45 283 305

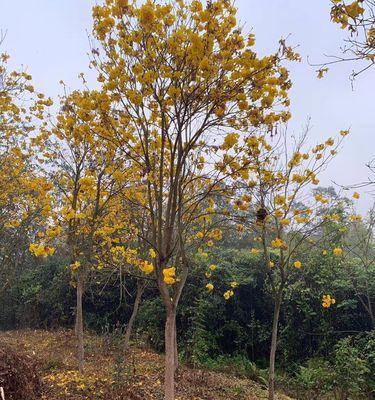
174 324 178 371
123 280 144 353
75 273 84 373
164 306 177 400
268 292 282 400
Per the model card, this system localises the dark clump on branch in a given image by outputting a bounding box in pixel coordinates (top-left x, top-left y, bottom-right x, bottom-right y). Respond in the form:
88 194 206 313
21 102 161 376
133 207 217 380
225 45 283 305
0 342 41 400
256 207 268 224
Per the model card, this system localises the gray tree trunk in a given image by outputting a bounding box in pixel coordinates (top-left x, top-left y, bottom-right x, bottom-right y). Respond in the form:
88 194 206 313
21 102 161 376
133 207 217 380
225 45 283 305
75 273 84 373
268 293 282 400
164 306 177 400
123 281 144 353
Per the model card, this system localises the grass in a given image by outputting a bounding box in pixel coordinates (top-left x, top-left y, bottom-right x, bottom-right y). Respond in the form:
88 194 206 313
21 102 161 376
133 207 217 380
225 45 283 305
0 329 293 400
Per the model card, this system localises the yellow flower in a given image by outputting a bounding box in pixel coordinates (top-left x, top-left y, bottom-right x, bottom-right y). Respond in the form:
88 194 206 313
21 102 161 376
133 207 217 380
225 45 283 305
322 294 336 308
251 248 261 254
206 283 214 291
149 248 157 258
352 192 360 199
230 281 238 288
340 130 349 137
333 247 343 256
70 261 81 271
223 289 234 300
271 238 288 250
293 261 302 269
163 267 176 285
274 209 284 218
140 260 154 275
207 240 214 247
322 250 328 255
209 264 217 271
269 261 275 268
29 243 55 258
280 218 290 226
274 195 286 205
222 133 239 150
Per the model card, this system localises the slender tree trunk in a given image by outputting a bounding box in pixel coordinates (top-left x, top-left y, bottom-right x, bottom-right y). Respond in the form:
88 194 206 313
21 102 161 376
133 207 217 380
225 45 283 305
75 273 84 373
268 292 282 400
164 306 177 400
123 281 144 353
174 325 178 371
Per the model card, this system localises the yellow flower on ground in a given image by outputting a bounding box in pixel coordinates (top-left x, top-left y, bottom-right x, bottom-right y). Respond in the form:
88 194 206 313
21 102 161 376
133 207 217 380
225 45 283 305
322 250 328 255
294 261 302 269
209 264 217 271
163 267 176 285
230 282 238 288
333 247 343 256
149 248 156 258
269 261 275 268
206 283 214 291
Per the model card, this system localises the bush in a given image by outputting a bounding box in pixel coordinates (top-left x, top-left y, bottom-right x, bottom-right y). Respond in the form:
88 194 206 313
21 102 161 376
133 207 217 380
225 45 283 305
353 331 375 397
293 358 333 399
201 355 268 386
332 337 369 400
0 343 41 400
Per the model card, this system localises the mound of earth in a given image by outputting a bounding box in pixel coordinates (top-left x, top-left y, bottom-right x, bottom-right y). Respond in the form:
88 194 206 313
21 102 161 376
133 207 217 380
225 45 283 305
0 342 41 400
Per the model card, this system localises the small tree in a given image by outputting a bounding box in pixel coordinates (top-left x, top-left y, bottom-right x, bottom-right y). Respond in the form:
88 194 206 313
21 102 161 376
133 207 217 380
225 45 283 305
30 89 137 372
336 203 375 327
237 129 349 400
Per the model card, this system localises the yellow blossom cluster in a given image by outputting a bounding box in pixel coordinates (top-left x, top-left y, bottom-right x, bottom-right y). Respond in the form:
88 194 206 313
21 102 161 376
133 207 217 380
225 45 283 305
29 243 55 258
163 267 176 285
322 294 336 308
223 289 234 300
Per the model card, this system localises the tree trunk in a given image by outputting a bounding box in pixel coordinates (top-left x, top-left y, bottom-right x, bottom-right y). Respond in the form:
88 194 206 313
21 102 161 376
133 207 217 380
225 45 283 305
268 292 282 400
75 273 84 373
174 324 178 371
123 281 144 353
164 306 177 400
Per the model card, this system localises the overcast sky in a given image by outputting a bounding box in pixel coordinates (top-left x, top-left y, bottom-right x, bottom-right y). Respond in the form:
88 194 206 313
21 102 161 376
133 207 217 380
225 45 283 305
1 0 374 213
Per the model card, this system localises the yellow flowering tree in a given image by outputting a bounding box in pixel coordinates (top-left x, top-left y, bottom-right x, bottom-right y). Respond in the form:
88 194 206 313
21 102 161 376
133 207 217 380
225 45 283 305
322 0 375 77
30 89 137 372
238 129 349 400
0 48 53 295
89 0 296 397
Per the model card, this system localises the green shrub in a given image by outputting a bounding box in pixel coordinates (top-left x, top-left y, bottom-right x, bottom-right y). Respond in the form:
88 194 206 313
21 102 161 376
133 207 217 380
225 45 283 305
294 358 333 399
332 337 369 400
201 355 268 386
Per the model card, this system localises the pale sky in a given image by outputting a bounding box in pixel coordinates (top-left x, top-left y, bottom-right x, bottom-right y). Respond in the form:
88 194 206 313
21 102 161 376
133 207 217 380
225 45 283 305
1 0 374 213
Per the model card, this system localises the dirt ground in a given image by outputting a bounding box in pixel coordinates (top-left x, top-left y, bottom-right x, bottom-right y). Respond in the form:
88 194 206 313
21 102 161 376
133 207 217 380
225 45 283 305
0 329 292 400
